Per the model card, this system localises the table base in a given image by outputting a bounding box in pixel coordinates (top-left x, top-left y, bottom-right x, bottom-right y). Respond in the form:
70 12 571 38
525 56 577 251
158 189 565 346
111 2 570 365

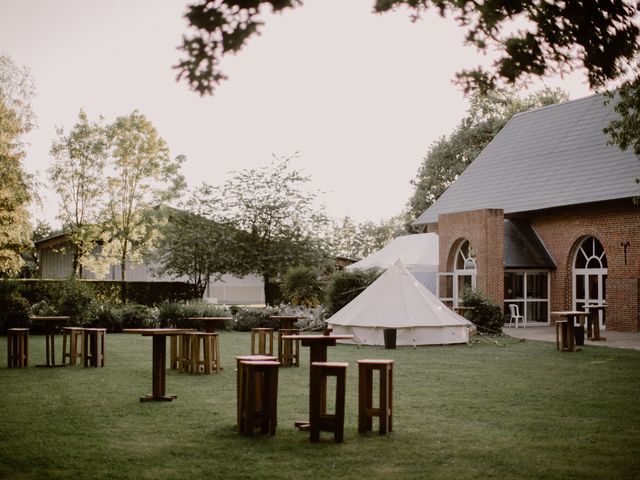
36 364 66 368
140 394 177 402
295 420 311 430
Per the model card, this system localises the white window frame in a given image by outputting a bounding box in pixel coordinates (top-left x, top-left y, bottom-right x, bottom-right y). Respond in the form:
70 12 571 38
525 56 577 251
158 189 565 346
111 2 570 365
504 270 551 325
572 237 608 329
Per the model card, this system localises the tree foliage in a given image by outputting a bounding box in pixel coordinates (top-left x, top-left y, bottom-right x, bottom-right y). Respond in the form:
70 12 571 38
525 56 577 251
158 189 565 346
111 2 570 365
0 55 34 277
176 1 639 95
407 87 568 222
195 154 331 302
87 111 186 281
603 69 640 201
151 207 242 298
328 214 407 260
49 110 108 277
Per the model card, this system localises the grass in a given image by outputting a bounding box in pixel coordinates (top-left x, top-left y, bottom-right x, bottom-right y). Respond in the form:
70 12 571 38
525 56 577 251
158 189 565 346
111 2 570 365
1 331 639 480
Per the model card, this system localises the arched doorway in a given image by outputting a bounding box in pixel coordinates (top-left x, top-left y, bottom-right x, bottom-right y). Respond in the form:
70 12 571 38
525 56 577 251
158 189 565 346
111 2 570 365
573 236 607 329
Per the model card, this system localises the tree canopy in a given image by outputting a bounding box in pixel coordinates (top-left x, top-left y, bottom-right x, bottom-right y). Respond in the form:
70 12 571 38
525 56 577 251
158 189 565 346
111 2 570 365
328 214 407 260
86 111 186 281
0 55 35 277
407 87 569 222
49 110 108 277
176 1 639 95
194 154 331 303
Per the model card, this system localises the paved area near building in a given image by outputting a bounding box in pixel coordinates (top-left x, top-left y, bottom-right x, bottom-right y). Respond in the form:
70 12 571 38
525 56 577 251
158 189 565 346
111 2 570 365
503 326 640 351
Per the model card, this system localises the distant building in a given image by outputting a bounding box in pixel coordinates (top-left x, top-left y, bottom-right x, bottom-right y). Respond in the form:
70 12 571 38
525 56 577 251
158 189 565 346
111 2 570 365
35 233 265 305
413 94 640 332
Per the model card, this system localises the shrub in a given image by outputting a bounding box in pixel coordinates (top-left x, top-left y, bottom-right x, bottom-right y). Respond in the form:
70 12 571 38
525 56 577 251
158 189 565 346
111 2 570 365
157 302 231 329
119 304 156 330
324 268 381 316
461 288 509 335
281 266 323 308
0 280 30 332
231 306 279 331
55 279 96 326
86 302 156 332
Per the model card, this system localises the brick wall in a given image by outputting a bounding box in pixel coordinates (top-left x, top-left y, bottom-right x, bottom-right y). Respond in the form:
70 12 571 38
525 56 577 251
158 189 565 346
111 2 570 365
526 199 640 332
436 200 640 332
438 209 504 305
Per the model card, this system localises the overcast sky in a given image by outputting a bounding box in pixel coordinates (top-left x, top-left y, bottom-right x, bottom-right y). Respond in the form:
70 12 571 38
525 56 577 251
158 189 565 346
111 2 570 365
0 0 592 228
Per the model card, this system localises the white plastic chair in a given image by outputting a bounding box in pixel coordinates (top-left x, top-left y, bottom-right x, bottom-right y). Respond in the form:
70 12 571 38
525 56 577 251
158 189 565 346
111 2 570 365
508 304 525 328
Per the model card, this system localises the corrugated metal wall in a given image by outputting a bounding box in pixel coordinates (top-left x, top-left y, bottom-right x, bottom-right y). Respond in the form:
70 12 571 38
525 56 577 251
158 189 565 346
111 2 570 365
39 246 265 305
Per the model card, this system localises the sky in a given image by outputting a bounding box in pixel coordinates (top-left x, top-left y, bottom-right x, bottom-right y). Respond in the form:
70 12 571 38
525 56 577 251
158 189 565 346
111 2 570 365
0 0 592 228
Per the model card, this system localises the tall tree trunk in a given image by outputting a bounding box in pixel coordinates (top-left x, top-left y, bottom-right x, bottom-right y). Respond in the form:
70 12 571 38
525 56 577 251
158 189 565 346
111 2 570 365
120 247 127 303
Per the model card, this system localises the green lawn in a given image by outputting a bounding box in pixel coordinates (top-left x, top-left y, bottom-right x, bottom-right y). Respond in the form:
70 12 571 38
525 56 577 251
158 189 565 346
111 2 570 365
1 332 639 480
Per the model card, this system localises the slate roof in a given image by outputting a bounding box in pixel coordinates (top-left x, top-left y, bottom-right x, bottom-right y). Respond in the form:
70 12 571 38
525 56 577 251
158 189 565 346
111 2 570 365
503 219 556 269
413 94 640 226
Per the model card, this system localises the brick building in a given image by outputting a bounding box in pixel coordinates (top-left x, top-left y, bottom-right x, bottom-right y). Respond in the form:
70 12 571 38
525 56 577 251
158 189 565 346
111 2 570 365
413 94 640 332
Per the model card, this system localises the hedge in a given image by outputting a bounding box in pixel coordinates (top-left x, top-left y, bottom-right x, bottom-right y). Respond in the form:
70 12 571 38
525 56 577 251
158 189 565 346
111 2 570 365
12 279 200 306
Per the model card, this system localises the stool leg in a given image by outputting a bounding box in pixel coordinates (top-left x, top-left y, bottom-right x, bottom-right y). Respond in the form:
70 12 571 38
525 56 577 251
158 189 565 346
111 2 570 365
170 336 178 369
100 331 105 366
335 369 346 443
379 367 388 435
62 331 68 365
310 367 321 442
204 338 211 374
268 367 278 435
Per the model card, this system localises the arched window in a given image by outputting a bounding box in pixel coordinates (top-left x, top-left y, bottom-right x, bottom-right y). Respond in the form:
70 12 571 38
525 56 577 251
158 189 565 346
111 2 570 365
454 240 476 304
573 236 607 329
456 240 477 271
437 239 477 307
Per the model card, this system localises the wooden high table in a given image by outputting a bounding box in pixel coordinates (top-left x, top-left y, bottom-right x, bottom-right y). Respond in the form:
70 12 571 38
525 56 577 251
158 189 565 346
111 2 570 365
187 317 233 333
281 333 353 429
551 311 591 352
29 316 70 367
584 304 607 341
123 328 195 401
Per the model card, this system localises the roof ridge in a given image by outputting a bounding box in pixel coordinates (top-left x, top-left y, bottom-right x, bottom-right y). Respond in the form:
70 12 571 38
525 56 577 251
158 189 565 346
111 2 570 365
510 91 603 120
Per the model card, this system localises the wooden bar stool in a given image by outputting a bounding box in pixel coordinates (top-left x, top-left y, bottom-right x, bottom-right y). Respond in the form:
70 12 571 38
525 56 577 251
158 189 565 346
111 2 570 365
358 359 393 435
555 319 568 351
310 361 348 443
83 328 106 367
62 327 84 366
7 328 29 368
170 330 197 370
251 328 274 356
278 328 300 367
235 355 277 428
238 360 280 436
190 332 221 374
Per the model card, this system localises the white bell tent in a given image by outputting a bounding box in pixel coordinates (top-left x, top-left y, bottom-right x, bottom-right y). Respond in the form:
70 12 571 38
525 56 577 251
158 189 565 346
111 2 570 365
346 233 438 293
329 260 472 346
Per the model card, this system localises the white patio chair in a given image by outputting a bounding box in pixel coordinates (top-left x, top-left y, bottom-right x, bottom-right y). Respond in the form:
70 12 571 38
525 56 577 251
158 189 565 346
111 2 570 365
508 304 525 328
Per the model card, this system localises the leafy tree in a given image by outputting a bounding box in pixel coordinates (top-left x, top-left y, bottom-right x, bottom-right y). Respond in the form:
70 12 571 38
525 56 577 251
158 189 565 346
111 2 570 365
197 154 331 303
407 87 568 222
49 110 108 277
87 111 186 281
176 1 639 95
329 214 406 260
604 66 640 201
281 265 323 308
324 268 381 316
0 55 35 277
175 1 640 167
151 207 242 298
